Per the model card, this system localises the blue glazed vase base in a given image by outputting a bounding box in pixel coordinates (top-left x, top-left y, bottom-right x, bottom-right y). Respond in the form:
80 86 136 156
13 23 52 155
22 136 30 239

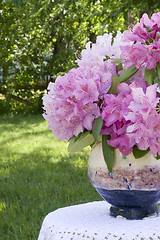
110 205 159 220
95 188 160 220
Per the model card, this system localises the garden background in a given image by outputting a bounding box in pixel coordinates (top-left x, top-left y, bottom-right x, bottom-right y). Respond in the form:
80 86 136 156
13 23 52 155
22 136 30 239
0 0 160 239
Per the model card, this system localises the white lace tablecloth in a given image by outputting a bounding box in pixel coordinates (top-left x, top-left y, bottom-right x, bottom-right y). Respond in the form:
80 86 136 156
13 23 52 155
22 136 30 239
38 201 160 240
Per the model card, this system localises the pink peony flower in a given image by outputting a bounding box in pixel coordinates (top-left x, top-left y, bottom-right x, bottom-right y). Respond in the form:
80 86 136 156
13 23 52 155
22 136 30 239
123 23 149 43
76 32 127 68
101 82 160 156
111 31 129 59
101 82 135 155
127 66 145 84
76 33 113 69
121 42 148 69
140 13 154 28
43 65 115 140
43 12 160 159
125 84 160 155
121 12 160 69
132 23 149 41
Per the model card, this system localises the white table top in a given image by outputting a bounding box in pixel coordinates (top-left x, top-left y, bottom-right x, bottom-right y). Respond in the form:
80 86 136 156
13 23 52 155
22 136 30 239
38 201 160 240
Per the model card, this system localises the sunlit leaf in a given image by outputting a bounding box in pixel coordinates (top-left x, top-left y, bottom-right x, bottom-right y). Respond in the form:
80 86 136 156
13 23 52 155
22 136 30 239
111 58 123 64
68 131 95 152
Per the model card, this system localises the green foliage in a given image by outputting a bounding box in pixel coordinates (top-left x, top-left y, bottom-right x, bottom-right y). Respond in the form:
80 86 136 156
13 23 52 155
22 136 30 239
0 114 101 239
155 63 160 87
156 154 160 160
108 74 120 94
68 117 104 153
132 146 150 159
119 65 138 82
1 0 160 113
145 68 155 85
156 63 160 79
92 117 103 141
68 131 95 152
102 135 115 173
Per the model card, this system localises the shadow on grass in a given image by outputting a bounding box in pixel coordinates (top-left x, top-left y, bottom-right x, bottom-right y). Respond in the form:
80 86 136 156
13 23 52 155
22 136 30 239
0 114 44 125
0 140 101 240
0 129 52 147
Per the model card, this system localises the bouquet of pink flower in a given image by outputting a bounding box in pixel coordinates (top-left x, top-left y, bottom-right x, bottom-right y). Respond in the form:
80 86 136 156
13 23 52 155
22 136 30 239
43 12 160 172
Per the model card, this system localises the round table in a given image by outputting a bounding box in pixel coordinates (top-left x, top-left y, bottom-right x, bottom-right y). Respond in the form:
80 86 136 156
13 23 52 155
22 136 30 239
38 201 160 240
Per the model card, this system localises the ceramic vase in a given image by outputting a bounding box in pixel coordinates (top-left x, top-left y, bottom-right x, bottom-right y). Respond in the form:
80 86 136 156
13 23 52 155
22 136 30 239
88 139 160 219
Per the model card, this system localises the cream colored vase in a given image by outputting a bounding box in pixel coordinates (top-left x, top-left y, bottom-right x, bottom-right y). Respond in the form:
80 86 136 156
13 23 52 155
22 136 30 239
88 139 160 219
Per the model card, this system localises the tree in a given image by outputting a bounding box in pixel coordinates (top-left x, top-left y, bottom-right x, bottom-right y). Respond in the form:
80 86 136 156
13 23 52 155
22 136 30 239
0 0 160 113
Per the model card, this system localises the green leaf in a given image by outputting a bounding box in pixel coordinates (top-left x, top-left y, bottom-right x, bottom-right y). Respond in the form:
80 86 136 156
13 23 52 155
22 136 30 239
116 63 123 73
92 117 103 141
68 131 95 153
154 77 160 88
145 68 155 85
111 58 123 64
102 135 115 173
133 146 149 159
155 63 160 87
156 154 160 160
156 62 160 79
108 74 120 94
119 65 138 83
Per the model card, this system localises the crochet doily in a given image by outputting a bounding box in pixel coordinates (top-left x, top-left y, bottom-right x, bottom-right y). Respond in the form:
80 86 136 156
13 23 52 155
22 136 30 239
38 201 160 240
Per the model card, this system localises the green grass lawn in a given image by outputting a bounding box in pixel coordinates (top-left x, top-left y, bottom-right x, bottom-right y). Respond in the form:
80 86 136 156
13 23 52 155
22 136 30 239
0 114 101 240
